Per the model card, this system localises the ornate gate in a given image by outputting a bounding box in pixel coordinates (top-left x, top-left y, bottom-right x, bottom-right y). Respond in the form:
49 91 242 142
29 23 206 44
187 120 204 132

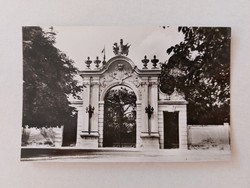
71 39 188 150
103 86 136 147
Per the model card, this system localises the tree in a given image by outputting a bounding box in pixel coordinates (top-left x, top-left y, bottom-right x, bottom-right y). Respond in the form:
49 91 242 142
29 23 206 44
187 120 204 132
23 27 82 127
103 87 136 147
161 27 230 124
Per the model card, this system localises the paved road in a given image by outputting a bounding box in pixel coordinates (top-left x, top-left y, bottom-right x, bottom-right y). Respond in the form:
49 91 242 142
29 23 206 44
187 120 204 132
21 147 231 162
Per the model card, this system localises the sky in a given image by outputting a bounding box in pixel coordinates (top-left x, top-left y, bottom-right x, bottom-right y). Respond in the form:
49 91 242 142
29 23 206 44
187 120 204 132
44 26 185 70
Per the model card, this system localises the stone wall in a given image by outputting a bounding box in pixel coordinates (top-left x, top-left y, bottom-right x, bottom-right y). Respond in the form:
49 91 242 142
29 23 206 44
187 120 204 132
188 123 230 150
21 126 63 147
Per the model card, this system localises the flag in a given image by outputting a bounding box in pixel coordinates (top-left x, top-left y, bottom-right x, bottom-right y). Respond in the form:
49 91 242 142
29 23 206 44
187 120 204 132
101 46 106 62
101 47 105 54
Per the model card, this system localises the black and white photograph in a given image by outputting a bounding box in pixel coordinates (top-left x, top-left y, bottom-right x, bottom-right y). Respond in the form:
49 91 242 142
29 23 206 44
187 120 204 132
21 26 231 162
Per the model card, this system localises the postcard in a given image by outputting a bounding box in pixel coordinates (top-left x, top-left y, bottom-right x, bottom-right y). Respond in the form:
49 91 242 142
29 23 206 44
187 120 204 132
21 26 231 162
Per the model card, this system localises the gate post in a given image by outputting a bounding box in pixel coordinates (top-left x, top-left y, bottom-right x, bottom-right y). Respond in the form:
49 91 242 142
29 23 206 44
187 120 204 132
98 101 104 147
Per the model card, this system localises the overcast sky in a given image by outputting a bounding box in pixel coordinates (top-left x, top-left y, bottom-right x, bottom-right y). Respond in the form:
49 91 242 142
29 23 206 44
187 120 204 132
46 26 184 70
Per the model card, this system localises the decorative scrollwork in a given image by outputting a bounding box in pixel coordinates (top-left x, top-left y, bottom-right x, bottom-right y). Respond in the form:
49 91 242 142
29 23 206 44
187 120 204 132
170 87 185 100
133 77 141 87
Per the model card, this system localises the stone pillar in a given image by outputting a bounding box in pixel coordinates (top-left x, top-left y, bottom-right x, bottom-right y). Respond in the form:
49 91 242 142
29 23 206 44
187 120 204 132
91 77 100 134
82 77 91 132
157 106 164 149
141 77 149 133
178 105 188 150
140 77 160 149
136 101 142 148
98 101 104 147
149 77 159 134
77 76 98 148
76 107 84 147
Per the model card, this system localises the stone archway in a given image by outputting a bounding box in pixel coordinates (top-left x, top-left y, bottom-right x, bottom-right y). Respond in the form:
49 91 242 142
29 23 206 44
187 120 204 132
103 85 137 148
71 53 188 150
98 81 142 148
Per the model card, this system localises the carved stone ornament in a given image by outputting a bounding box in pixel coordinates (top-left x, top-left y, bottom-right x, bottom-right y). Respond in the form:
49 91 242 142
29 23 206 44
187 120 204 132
132 77 141 88
142 56 149 69
94 56 101 68
85 57 92 69
140 81 149 86
170 87 185 100
159 88 185 101
100 77 107 87
159 89 170 100
109 64 132 84
113 39 130 56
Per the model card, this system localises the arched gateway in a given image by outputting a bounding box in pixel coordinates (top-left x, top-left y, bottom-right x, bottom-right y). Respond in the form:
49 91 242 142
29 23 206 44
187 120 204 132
103 86 137 147
71 42 188 150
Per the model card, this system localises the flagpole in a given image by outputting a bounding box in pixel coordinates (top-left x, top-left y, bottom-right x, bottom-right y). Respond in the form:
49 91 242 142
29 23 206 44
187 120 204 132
102 46 106 66
103 46 105 59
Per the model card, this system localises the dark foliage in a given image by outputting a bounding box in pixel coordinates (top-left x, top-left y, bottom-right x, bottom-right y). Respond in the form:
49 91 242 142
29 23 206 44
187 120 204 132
161 27 230 124
22 27 82 127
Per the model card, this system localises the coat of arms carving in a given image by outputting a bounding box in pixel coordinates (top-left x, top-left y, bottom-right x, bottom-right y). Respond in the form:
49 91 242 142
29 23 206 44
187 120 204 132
110 63 131 84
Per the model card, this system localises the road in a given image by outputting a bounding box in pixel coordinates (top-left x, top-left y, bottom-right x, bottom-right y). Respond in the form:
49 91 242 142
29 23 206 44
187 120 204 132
20 147 231 162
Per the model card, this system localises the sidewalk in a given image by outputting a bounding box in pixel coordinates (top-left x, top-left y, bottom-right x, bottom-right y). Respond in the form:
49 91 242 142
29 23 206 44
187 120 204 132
20 147 231 162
